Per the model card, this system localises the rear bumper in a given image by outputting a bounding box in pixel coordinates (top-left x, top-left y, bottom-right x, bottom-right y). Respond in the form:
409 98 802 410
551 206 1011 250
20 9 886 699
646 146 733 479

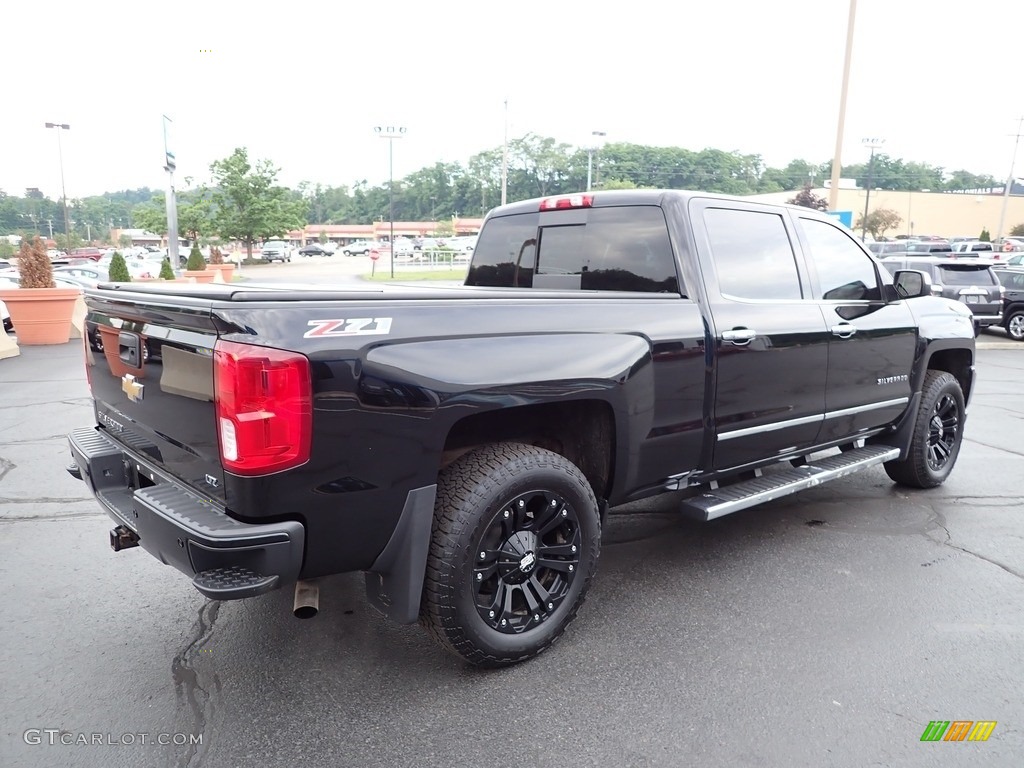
68 427 304 600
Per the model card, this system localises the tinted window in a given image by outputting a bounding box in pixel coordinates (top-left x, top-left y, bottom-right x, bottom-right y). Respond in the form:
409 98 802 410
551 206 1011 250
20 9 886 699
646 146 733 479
704 208 801 300
937 266 998 286
467 206 680 294
798 218 881 300
465 212 538 287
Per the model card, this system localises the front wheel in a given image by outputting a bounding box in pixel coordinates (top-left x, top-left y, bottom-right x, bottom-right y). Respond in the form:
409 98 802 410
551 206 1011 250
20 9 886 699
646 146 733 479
421 442 601 667
1006 311 1024 341
884 370 965 488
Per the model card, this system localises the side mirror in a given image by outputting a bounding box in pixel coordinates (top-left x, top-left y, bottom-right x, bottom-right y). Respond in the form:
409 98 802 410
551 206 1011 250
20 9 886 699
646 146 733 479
893 269 931 299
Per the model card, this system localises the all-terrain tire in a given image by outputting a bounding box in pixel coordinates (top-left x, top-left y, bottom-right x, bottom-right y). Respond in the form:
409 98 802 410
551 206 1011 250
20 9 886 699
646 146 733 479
420 442 601 667
884 370 965 488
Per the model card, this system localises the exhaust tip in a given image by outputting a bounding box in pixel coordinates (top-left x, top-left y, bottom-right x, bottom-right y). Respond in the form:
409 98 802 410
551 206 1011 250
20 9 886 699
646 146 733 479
293 580 319 619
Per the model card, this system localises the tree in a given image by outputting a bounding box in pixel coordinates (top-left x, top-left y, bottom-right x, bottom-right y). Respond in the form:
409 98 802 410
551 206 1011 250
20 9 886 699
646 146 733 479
108 251 131 282
158 258 175 279
318 229 328 245
1009 223 1024 237
18 237 56 288
979 228 991 242
117 233 133 249
209 148 307 260
433 218 455 237
855 208 903 240
185 244 206 271
787 182 829 211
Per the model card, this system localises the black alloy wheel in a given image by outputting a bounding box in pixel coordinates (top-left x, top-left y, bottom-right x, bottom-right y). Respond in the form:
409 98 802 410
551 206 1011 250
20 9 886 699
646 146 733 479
473 488 581 635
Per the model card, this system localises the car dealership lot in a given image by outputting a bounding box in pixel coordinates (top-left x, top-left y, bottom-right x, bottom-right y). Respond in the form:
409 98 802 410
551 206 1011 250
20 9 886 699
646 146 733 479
1 337 1021 768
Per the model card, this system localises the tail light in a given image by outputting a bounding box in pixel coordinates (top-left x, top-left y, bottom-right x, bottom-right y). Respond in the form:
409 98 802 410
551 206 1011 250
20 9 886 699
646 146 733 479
213 340 312 476
540 194 593 210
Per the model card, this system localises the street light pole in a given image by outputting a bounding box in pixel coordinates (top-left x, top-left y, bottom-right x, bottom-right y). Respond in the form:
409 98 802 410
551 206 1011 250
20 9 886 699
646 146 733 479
374 125 406 279
44 122 71 248
585 130 606 192
861 138 885 241
996 116 1024 242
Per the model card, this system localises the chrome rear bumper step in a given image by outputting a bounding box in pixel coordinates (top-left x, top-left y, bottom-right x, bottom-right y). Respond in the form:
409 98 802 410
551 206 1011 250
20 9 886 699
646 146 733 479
681 446 900 521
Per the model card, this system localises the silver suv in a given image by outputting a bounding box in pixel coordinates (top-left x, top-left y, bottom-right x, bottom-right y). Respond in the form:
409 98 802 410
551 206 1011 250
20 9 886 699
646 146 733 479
882 256 1002 333
261 240 292 263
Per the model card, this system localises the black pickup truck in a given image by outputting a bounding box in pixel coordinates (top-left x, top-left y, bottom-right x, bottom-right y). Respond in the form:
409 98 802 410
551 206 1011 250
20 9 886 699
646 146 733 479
67 190 976 666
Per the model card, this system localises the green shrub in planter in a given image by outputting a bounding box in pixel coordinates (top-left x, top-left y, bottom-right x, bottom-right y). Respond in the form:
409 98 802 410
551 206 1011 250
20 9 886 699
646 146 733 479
159 257 175 280
108 251 132 282
185 244 206 271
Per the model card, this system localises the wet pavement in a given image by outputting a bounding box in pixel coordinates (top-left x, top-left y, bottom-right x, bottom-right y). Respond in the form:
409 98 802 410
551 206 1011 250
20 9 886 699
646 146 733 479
1 341 1022 768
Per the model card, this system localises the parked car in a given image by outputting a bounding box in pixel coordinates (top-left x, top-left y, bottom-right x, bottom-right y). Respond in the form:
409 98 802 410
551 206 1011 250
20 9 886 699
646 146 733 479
341 240 377 257
951 241 995 254
866 242 907 256
69 247 105 261
992 266 1024 341
903 242 953 254
261 241 292 263
298 244 332 257
881 256 1002 334
52 265 111 287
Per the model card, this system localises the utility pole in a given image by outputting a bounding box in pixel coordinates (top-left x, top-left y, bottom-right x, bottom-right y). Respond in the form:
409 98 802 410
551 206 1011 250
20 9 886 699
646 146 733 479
586 131 607 192
44 122 72 247
996 116 1024 242
861 138 885 240
829 0 858 210
501 98 508 206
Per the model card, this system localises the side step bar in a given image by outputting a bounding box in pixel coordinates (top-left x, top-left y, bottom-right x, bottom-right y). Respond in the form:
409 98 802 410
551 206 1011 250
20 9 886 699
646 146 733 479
680 445 900 521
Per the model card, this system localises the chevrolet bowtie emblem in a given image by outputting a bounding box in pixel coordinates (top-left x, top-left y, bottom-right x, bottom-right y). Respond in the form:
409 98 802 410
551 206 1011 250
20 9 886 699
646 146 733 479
122 374 144 403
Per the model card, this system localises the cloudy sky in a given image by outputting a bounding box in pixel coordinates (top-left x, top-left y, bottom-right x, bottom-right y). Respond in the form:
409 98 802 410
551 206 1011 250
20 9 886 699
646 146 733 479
2 0 1022 199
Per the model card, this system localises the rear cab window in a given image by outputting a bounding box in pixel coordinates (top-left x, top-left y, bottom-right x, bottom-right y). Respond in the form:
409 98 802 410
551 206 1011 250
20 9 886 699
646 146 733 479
466 205 683 295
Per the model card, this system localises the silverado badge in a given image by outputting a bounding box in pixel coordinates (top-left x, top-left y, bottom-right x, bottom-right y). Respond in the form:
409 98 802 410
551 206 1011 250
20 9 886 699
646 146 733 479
121 374 144 403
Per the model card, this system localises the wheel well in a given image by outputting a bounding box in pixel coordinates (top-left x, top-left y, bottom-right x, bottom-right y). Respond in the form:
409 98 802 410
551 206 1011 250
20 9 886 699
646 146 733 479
442 401 615 500
926 349 973 402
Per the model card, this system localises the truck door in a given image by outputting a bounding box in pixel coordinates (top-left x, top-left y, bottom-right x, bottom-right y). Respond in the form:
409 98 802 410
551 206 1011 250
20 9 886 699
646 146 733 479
793 216 917 441
689 200 829 470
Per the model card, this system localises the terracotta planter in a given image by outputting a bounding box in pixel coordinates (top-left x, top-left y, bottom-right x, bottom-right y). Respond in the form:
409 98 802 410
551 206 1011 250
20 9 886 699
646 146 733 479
0 287 80 345
208 263 235 282
183 269 216 283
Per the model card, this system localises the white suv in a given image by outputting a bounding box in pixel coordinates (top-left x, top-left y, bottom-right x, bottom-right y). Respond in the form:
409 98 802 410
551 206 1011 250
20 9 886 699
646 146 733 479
261 241 292 263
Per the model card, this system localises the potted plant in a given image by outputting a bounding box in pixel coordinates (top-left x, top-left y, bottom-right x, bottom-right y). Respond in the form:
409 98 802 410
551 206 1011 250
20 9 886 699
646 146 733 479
158 257 176 280
0 236 80 345
183 244 214 283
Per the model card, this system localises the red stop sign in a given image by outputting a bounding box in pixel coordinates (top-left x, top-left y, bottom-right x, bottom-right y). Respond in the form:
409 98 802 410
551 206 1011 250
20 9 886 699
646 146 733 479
369 250 380 261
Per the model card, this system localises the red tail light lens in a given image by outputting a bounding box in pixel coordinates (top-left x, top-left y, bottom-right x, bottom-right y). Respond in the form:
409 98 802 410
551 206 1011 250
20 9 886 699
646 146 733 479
540 194 593 210
213 340 312 476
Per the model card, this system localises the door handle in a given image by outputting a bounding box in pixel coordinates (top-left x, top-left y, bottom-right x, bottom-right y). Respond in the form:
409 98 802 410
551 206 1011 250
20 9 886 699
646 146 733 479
831 323 857 339
722 328 757 345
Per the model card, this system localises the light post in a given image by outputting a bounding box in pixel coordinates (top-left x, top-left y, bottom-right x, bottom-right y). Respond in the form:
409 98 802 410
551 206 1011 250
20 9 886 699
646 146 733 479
44 122 71 248
861 137 885 241
829 0 858 211
374 125 406 279
585 131 607 192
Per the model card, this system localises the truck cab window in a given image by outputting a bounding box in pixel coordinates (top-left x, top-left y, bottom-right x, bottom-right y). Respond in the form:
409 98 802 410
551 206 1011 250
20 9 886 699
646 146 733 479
704 208 802 300
798 217 881 301
469 206 682 294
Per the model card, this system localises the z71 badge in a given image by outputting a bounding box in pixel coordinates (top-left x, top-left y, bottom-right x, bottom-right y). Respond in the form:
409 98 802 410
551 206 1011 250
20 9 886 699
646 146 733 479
303 318 393 338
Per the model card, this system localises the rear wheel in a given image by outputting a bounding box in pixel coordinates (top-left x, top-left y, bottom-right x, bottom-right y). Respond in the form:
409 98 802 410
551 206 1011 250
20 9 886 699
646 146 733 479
1006 311 1024 341
884 370 965 488
421 442 601 667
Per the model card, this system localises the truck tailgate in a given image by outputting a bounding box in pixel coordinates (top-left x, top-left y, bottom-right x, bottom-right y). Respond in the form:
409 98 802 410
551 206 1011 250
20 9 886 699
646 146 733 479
84 291 226 502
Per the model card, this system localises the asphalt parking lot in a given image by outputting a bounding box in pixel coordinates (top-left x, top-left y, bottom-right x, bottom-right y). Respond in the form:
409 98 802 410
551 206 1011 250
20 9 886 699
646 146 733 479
1 338 1022 768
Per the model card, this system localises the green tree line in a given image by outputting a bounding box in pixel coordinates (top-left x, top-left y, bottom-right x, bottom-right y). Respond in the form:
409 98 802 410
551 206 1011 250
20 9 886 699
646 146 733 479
0 137 1006 240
